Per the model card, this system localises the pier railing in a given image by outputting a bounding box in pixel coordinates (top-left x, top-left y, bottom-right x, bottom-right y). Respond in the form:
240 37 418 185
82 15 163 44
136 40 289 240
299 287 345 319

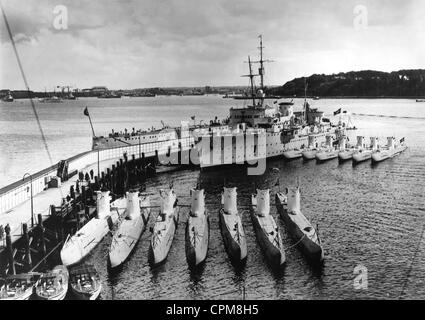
0 137 194 215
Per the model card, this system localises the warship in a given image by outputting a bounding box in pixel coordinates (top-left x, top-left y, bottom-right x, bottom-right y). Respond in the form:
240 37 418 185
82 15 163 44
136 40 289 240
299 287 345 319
91 36 339 171
192 36 337 170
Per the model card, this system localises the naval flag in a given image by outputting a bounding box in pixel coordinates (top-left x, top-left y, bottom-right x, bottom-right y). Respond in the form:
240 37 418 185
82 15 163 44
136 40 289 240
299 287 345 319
400 137 405 143
333 108 342 116
191 115 196 120
83 106 89 117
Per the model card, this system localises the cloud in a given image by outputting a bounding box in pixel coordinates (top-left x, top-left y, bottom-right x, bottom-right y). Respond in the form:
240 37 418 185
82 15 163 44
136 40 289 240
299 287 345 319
1 0 425 90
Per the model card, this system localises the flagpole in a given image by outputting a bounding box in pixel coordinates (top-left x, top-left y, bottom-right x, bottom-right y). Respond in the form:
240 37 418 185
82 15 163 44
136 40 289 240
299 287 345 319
88 113 96 137
84 107 98 178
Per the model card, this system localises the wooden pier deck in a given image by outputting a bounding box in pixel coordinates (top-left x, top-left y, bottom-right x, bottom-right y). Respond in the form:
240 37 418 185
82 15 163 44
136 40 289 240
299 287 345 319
0 157 121 252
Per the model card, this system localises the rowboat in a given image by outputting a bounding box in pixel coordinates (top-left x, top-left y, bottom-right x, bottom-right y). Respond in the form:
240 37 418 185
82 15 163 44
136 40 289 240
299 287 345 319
149 188 179 265
372 137 407 163
0 273 41 300
60 190 125 266
185 189 209 267
35 265 69 300
250 189 285 266
219 187 247 263
275 186 323 262
109 191 151 269
69 264 101 300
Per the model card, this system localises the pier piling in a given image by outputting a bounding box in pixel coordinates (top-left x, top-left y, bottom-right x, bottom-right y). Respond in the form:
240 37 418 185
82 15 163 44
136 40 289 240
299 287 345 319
22 223 32 270
5 224 16 275
38 214 46 259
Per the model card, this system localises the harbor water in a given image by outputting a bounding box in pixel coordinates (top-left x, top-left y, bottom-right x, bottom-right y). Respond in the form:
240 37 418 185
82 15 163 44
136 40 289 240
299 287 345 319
0 96 424 299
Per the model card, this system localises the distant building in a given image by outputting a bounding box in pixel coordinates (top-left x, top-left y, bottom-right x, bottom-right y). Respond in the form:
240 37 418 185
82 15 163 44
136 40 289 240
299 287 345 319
91 86 109 96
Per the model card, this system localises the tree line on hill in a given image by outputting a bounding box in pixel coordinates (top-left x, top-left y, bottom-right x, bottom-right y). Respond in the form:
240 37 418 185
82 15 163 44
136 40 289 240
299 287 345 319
267 69 425 98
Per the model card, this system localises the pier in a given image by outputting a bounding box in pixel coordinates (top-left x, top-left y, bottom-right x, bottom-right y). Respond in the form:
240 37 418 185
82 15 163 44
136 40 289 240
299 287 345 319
0 141 195 276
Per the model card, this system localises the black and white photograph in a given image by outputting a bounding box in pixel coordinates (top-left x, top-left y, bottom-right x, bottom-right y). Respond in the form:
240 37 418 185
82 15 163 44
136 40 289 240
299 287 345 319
0 0 424 306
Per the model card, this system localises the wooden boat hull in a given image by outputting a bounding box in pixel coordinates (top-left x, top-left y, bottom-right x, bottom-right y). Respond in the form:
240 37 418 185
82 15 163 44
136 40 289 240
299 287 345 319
0 288 33 300
149 210 179 265
185 214 210 267
69 264 102 300
275 194 323 261
35 265 69 300
0 273 41 300
71 283 102 300
249 209 285 266
219 209 247 263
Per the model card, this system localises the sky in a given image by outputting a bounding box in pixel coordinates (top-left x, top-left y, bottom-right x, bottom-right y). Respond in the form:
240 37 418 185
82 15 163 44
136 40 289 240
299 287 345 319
1 0 425 91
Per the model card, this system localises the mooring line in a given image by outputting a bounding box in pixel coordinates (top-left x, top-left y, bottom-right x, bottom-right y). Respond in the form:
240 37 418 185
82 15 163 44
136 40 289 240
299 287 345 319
0 2 63 199
29 241 63 272
398 223 425 299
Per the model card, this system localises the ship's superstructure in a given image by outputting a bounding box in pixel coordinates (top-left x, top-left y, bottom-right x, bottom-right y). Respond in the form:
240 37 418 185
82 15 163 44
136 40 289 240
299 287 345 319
193 36 336 170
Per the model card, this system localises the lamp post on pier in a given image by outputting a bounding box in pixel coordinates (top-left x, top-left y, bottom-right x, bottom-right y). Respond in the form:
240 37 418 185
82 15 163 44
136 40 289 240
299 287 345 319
23 173 34 227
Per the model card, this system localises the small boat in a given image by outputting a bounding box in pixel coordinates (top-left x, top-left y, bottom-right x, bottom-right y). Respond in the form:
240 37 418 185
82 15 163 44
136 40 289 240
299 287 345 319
302 135 320 160
275 186 323 262
0 273 41 300
60 190 125 266
352 136 376 164
416 99 425 102
313 96 320 100
185 189 210 267
283 148 303 160
69 264 102 300
316 136 338 162
219 187 247 263
250 189 285 266
35 265 69 300
109 191 151 269
2 92 13 102
149 188 179 265
371 137 407 163
38 96 63 103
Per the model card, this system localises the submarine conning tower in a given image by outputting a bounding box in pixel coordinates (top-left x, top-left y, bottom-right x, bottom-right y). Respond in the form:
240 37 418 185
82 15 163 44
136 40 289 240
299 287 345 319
371 137 379 150
326 135 334 147
308 135 316 147
160 188 176 215
287 187 301 213
387 136 395 149
256 189 270 217
190 189 205 217
357 136 365 148
223 187 237 215
126 191 140 220
96 190 111 219
339 136 347 150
